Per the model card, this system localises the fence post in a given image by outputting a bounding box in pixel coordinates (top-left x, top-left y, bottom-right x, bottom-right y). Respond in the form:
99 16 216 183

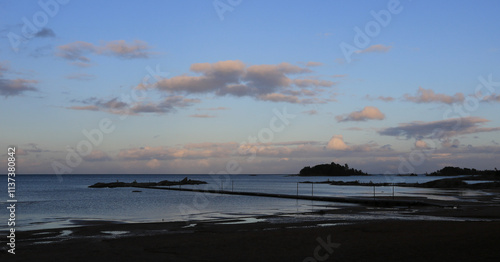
392 183 395 199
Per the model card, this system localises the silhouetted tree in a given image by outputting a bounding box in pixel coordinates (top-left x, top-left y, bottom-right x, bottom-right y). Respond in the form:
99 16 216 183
299 161 368 176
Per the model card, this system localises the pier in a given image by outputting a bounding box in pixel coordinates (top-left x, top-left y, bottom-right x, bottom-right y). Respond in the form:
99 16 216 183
138 185 442 207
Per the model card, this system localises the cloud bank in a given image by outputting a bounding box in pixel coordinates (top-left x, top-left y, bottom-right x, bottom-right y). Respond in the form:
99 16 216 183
57 40 154 66
379 117 500 139
0 62 38 97
69 96 199 115
139 60 336 104
404 87 465 104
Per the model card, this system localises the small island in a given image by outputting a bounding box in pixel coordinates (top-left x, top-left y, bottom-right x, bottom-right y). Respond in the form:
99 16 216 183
427 166 500 177
298 162 368 176
89 177 207 188
301 165 500 189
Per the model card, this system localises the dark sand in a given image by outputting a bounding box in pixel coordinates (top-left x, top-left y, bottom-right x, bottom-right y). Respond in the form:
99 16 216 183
3 194 500 261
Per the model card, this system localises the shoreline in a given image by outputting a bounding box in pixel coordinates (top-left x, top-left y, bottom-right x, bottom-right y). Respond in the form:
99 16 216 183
5 192 493 233
3 202 500 261
4 219 500 261
4 179 500 260
6 190 500 232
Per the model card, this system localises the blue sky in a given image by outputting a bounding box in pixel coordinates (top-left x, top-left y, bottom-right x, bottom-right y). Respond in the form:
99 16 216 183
1 0 500 175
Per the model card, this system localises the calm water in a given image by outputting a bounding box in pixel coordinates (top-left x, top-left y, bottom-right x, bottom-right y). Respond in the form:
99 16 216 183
0 174 487 231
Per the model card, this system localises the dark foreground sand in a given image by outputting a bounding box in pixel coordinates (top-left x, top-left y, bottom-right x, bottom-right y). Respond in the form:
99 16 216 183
3 220 500 262
3 203 500 262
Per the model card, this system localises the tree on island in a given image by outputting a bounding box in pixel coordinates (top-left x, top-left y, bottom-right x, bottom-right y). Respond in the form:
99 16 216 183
299 162 368 176
428 166 476 176
428 166 500 178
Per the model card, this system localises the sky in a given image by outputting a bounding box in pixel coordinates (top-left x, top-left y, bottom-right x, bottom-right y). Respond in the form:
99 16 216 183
1 0 500 175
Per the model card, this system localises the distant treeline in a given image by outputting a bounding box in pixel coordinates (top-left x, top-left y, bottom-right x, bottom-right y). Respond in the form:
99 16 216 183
299 162 500 177
299 162 368 176
427 166 500 177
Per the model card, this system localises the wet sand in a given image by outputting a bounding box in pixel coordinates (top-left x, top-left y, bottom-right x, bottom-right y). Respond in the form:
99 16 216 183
3 203 500 261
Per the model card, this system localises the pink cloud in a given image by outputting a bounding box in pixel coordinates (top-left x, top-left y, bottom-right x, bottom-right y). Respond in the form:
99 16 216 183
57 40 155 65
327 135 349 150
336 106 385 122
142 60 333 104
355 44 392 54
404 87 465 104
305 61 323 67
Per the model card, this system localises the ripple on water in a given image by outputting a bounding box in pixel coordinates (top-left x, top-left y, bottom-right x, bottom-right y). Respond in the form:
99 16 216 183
100 231 130 236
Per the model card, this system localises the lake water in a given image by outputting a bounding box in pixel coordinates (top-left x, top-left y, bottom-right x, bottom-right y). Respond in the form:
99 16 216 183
0 174 488 231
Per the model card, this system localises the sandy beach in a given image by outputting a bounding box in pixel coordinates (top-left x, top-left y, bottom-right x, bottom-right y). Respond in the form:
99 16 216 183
3 200 500 262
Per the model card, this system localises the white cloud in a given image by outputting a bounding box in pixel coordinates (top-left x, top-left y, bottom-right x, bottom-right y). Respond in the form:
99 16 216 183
379 117 500 139
415 140 430 149
0 62 38 97
336 106 385 122
117 143 239 161
481 94 500 102
57 40 155 65
355 44 392 54
144 60 335 104
0 78 38 97
293 78 335 88
327 135 349 150
404 87 465 104
258 93 300 103
365 95 395 102
68 95 200 115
